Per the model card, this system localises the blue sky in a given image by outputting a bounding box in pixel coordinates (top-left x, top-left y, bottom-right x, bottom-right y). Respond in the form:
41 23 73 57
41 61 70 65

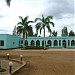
0 0 75 36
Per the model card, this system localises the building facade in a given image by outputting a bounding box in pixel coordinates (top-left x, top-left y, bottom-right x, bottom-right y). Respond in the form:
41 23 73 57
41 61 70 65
0 34 20 49
0 34 75 49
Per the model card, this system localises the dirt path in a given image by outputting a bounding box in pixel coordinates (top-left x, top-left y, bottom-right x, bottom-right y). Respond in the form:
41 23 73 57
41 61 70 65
0 50 75 75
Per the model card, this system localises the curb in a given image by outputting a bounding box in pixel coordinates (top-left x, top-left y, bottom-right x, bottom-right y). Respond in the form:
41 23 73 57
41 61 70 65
6 59 26 75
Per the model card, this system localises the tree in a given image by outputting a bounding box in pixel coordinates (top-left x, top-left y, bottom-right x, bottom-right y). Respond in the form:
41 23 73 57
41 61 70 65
69 30 75 36
12 25 17 35
27 25 33 36
61 27 68 36
17 16 33 47
52 30 57 36
35 15 54 49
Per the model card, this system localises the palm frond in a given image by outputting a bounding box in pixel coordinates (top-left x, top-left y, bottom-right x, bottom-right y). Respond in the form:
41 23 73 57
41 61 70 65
46 16 53 20
17 26 23 31
35 22 41 30
46 25 52 32
23 16 29 23
27 21 34 24
42 15 45 22
35 18 42 22
17 26 23 34
50 22 55 27
40 27 42 34
19 16 24 22
17 22 23 25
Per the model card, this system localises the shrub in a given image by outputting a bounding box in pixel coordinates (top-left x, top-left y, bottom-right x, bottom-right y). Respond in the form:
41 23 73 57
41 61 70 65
22 46 48 50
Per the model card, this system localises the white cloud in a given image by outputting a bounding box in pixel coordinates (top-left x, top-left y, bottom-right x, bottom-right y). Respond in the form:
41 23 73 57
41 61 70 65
0 0 74 36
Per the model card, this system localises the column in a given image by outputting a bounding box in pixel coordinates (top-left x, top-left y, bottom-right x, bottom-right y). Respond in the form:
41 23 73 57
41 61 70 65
70 40 71 48
52 39 54 48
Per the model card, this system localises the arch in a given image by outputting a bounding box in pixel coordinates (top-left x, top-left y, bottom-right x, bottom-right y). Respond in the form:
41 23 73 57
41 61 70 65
25 40 28 46
31 40 35 46
62 40 66 48
71 40 75 46
36 40 40 46
54 40 58 46
47 40 51 46
42 40 46 46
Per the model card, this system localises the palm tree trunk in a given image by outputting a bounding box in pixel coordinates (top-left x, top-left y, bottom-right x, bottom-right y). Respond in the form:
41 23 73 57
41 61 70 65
23 32 25 48
50 32 51 36
44 28 45 49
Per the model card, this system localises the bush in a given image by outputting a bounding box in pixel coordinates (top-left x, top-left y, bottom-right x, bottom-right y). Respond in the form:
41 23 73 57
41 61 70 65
22 46 48 50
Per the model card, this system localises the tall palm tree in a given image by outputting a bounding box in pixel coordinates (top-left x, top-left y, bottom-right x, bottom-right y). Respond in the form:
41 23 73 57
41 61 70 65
27 25 33 36
35 15 54 49
17 16 33 47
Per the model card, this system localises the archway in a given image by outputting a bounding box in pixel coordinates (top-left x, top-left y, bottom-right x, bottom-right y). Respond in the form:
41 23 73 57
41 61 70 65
36 40 40 46
71 40 75 46
25 40 28 46
54 40 58 46
62 40 66 48
47 40 52 46
42 40 46 46
31 40 35 46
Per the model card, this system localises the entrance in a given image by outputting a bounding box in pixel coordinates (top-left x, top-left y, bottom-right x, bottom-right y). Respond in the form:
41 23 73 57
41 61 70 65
62 40 66 48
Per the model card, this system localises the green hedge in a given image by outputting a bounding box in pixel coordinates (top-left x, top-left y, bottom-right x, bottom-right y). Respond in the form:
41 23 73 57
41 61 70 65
22 46 48 50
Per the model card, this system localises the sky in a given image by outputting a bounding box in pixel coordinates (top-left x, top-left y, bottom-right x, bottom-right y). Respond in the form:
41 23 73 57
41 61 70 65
0 0 75 36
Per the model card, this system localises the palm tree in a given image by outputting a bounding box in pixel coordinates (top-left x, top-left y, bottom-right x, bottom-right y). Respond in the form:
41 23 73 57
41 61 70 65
27 25 33 36
52 30 57 36
17 16 33 47
35 15 54 49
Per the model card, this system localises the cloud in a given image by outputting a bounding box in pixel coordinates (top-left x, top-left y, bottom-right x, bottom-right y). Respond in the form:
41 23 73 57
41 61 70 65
0 0 74 35
41 0 74 19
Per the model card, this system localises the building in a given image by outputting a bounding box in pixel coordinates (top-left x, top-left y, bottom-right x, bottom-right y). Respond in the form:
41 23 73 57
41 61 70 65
0 34 21 49
0 34 75 49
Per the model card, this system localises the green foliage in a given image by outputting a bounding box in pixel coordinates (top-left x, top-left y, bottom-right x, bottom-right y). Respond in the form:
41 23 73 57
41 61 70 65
12 25 17 35
61 26 68 36
34 15 54 49
17 16 34 47
35 15 55 36
17 16 33 37
27 25 33 36
23 46 48 49
52 30 57 36
69 30 75 36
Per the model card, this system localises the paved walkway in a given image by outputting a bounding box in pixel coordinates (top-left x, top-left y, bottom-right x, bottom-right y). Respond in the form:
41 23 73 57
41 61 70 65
0 59 21 75
13 48 75 51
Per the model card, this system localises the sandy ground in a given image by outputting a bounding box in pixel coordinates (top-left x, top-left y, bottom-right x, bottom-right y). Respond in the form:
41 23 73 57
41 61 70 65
0 59 21 75
0 49 75 75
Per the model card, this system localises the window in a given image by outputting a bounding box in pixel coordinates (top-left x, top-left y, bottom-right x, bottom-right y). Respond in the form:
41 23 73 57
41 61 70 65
42 40 46 46
25 40 28 46
47 40 51 46
68 40 70 46
36 40 40 46
71 40 75 46
19 40 20 46
62 40 66 48
54 40 58 46
0 40 4 46
31 40 35 46
59 40 61 46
